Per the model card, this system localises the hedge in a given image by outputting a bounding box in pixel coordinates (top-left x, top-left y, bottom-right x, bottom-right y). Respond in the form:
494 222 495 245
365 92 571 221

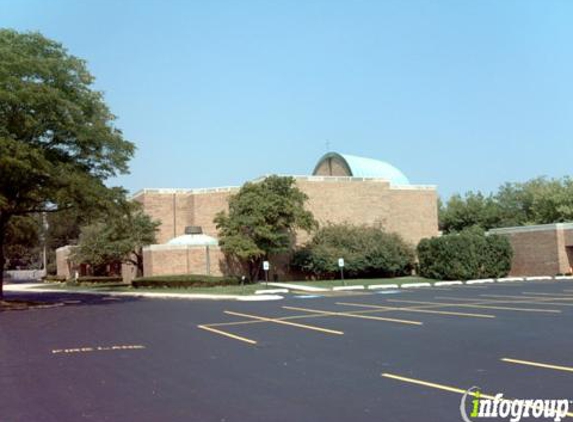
132 274 240 289
417 229 513 280
292 224 415 279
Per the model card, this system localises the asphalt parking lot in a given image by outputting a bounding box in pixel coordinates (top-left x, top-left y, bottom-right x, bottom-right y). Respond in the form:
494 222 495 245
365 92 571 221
1 280 573 422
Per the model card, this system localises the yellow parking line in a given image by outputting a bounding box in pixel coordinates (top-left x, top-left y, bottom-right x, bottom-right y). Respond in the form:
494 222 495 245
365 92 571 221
224 310 344 335
436 295 573 307
502 358 573 373
198 325 257 345
387 299 562 314
522 292 573 297
381 373 573 417
481 294 573 300
282 306 423 326
336 302 496 319
476 294 573 306
382 372 495 398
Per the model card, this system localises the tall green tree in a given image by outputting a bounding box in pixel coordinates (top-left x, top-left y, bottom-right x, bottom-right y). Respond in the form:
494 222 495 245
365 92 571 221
440 192 500 233
72 206 160 276
440 176 573 233
4 215 41 269
0 30 135 297
214 176 317 281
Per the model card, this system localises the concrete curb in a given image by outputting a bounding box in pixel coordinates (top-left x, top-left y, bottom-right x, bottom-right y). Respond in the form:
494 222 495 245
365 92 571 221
434 281 463 286
497 277 525 283
401 282 432 289
368 284 399 290
236 295 284 301
332 285 365 291
266 282 329 292
254 289 289 295
4 284 284 301
466 279 495 285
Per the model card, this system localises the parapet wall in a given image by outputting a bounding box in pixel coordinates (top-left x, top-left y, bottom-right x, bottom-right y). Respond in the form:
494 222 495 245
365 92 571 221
135 176 439 248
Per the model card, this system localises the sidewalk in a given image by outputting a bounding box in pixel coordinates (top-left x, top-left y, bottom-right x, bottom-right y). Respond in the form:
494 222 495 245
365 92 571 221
3 283 284 302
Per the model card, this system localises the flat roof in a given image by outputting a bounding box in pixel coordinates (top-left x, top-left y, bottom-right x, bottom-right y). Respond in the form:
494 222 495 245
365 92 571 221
132 175 437 199
489 222 573 235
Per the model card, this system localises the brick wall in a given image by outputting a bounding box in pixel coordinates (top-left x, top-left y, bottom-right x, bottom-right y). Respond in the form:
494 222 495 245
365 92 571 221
142 245 226 277
192 191 235 237
134 189 236 243
136 177 439 278
295 179 438 246
491 228 570 277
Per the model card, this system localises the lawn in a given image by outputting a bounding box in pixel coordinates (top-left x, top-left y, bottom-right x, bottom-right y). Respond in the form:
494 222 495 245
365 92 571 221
34 281 266 296
33 276 438 296
289 276 437 289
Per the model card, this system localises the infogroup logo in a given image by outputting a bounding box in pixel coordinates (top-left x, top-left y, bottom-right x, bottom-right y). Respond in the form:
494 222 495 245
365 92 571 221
460 387 570 422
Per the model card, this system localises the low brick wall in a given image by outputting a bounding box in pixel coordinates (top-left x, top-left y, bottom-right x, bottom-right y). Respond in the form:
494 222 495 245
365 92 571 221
142 245 228 277
490 224 573 276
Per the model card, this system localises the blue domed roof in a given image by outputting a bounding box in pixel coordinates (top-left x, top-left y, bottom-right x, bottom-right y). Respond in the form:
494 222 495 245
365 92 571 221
313 152 410 185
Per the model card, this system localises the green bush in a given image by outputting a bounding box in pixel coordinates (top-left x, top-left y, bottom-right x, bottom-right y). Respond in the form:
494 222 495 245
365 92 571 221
417 229 513 280
292 224 415 279
132 274 240 289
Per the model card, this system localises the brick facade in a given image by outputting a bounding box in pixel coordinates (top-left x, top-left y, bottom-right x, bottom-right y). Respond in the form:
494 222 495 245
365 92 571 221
135 176 439 278
489 223 573 276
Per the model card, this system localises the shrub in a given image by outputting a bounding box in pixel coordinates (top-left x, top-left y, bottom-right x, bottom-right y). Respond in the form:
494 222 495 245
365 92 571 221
132 274 240 289
292 224 415 279
417 229 513 280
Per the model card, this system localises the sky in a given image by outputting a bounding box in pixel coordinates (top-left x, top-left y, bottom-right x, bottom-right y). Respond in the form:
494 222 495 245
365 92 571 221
2 0 572 198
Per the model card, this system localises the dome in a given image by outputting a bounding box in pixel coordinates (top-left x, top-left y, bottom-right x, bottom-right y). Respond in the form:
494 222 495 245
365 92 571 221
166 234 219 246
313 152 410 185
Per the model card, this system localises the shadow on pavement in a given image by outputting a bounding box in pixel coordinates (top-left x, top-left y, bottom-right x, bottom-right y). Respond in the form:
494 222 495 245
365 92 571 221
0 289 140 312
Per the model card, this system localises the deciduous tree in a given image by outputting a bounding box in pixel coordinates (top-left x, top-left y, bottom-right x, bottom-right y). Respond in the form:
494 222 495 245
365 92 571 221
214 176 316 281
0 30 135 297
72 205 159 277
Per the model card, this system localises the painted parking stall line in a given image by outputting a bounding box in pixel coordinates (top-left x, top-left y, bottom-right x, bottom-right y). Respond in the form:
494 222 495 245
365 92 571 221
336 301 496 319
224 310 344 335
197 325 258 345
435 295 573 307
281 305 423 326
381 373 573 419
386 299 562 314
501 358 573 374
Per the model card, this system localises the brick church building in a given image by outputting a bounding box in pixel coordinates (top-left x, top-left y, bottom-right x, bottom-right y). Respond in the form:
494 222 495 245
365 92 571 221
131 152 439 279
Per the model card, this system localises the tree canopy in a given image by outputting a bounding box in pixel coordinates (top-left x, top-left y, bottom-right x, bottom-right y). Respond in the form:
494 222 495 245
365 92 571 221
0 30 135 297
440 177 573 233
72 205 159 276
214 176 317 281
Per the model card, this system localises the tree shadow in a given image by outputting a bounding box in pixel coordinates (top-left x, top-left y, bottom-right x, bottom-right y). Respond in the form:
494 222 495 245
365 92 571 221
0 290 141 312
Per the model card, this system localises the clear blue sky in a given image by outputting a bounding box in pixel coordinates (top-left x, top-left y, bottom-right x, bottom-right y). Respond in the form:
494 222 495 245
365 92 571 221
3 0 572 198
